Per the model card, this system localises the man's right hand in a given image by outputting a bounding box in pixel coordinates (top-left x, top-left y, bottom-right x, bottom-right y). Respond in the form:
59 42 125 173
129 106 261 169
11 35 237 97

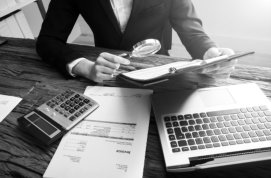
72 52 130 83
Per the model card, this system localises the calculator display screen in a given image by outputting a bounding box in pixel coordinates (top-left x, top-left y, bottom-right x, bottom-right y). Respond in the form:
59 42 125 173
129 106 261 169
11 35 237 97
28 113 57 136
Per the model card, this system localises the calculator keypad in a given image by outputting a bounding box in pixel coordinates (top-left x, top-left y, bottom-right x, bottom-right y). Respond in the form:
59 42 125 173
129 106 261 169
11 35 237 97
38 90 99 130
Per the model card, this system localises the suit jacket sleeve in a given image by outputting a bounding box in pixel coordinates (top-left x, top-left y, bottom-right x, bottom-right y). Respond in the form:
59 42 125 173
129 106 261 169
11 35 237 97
36 0 81 76
170 0 217 59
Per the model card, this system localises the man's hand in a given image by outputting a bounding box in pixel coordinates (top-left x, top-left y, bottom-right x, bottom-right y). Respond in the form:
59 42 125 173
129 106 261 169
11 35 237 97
196 47 236 79
72 52 130 83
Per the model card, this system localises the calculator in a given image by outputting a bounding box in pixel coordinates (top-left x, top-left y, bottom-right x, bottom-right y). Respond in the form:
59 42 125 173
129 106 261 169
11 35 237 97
18 89 99 145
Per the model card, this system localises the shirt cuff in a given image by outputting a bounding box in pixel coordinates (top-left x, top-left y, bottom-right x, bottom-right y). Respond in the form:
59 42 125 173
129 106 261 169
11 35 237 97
66 58 86 77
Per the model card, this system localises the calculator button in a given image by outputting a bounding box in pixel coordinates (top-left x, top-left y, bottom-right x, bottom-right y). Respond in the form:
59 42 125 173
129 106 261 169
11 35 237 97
74 105 80 110
65 100 71 105
60 103 65 108
70 102 75 107
79 102 85 106
69 109 75 114
65 111 71 116
75 94 80 98
50 104 56 108
79 96 84 101
65 106 71 111
75 112 81 117
80 108 86 113
53 99 59 104
69 116 76 121
70 97 75 101
55 100 61 105
84 99 90 103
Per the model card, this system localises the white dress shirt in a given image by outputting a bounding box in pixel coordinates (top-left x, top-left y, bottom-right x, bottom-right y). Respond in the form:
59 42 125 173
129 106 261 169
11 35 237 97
67 0 133 76
110 0 133 33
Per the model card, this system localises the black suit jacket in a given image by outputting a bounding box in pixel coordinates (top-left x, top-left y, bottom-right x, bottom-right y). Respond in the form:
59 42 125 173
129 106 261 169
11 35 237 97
36 0 216 76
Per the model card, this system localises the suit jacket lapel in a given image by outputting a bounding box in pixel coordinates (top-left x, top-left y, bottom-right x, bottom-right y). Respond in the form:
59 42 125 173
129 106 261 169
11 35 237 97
99 0 122 36
128 0 142 24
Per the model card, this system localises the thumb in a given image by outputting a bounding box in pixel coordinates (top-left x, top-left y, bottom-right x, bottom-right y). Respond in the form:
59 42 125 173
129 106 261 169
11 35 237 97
203 47 221 60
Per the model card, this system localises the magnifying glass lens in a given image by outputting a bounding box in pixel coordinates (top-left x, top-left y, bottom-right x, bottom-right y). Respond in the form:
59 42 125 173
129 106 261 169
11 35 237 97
132 39 161 57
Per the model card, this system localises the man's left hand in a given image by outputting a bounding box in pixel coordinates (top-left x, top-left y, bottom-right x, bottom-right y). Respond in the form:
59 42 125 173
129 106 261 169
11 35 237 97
196 47 236 79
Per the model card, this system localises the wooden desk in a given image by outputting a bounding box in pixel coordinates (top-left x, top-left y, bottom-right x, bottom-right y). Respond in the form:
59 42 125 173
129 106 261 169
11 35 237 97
1 37 271 178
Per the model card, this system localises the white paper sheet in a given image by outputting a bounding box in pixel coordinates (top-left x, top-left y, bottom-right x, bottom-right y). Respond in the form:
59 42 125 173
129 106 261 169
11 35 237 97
0 94 22 122
43 86 153 178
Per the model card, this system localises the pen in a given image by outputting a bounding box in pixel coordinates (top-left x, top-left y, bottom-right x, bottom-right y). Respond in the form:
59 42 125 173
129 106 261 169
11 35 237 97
111 64 136 77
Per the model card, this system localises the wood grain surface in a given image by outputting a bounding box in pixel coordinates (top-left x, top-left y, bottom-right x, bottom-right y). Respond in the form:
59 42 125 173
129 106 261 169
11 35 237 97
0 37 271 178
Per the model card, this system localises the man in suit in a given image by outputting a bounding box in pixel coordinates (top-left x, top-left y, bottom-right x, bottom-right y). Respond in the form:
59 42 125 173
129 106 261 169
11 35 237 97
36 0 235 83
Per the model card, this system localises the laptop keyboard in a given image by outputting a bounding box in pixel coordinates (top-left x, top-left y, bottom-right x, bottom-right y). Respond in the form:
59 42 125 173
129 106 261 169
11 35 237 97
164 106 271 153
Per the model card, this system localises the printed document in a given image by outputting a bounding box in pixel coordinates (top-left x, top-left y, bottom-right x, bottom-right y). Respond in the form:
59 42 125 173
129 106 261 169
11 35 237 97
0 94 22 122
43 86 153 178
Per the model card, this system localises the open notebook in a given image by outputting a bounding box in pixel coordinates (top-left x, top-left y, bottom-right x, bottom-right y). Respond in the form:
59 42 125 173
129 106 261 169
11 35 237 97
118 51 254 86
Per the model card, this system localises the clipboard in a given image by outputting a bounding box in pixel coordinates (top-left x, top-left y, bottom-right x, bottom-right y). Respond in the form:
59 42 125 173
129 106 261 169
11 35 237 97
117 51 255 86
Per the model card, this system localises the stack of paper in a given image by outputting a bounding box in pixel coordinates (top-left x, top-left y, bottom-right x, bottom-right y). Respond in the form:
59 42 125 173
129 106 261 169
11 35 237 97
44 86 153 178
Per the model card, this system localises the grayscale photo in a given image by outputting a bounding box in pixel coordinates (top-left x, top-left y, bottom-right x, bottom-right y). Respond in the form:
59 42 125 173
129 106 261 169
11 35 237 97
0 0 271 178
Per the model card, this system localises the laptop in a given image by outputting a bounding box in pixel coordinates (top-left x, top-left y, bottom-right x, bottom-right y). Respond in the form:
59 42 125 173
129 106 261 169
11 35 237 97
152 83 271 172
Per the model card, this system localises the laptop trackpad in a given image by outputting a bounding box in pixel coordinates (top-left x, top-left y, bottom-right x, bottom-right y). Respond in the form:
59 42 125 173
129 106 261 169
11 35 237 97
198 88 236 108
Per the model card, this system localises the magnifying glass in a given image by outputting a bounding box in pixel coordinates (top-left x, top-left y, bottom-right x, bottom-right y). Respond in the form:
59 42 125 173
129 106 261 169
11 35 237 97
112 39 161 76
120 39 161 58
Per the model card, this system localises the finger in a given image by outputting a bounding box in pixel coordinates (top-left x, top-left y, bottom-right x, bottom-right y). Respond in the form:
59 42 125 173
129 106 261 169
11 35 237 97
196 64 220 73
96 73 113 81
96 56 120 70
200 58 237 73
219 48 235 56
213 59 237 69
197 63 235 74
95 65 115 75
203 47 221 60
100 52 130 65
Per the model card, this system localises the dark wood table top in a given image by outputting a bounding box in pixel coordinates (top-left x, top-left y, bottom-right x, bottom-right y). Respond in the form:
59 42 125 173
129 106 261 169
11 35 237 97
1 37 271 178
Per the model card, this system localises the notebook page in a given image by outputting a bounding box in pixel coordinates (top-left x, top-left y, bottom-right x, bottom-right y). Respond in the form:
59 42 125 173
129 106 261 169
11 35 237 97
122 55 228 81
